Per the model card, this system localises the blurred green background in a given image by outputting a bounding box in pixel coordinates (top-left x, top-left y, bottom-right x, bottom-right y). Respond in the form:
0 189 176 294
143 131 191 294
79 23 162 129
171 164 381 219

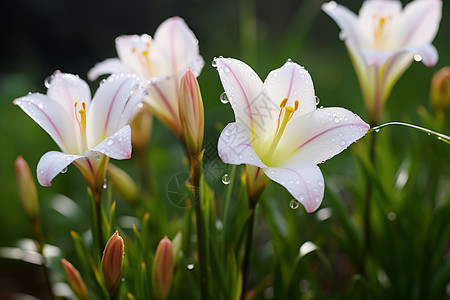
0 0 449 298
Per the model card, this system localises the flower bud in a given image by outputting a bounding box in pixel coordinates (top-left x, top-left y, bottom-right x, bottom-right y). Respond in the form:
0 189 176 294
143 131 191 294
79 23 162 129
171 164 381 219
15 156 39 221
107 163 138 205
245 165 269 203
61 258 90 300
131 105 153 152
179 68 204 156
101 231 124 297
152 236 174 300
430 66 450 112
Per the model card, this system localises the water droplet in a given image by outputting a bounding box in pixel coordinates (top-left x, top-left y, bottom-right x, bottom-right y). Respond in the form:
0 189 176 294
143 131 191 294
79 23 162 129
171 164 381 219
286 58 293 63
65 156 73 161
290 199 300 210
339 31 347 41
220 92 229 104
95 153 101 160
387 212 396 221
318 180 324 187
340 140 346 146
374 128 380 133
187 263 194 270
413 54 422 62
137 102 144 108
44 76 53 88
211 58 217 68
37 103 44 109
38 169 44 175
222 174 230 185
103 178 108 189
314 196 321 203
224 66 230 73
107 139 114 146
334 117 340 123
61 167 68 174
315 96 320 105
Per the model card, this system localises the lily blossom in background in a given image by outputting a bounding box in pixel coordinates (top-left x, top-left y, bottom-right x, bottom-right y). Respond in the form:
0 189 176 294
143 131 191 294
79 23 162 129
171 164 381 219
214 57 369 212
322 0 442 124
88 16 204 138
14 72 144 188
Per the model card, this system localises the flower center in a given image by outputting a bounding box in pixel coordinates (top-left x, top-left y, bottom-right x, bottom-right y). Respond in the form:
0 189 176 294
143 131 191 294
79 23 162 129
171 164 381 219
266 98 299 157
131 41 156 77
372 14 392 49
75 101 88 150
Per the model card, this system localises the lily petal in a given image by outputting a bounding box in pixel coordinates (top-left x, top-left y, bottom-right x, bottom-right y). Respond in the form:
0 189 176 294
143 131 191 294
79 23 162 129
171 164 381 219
217 122 266 168
37 151 82 186
86 125 132 160
281 107 369 165
399 0 442 47
360 49 395 67
47 71 91 117
87 73 141 147
150 17 201 76
406 44 438 67
263 61 316 118
322 1 366 48
264 160 324 213
214 57 264 137
145 75 181 136
13 93 78 153
88 58 129 81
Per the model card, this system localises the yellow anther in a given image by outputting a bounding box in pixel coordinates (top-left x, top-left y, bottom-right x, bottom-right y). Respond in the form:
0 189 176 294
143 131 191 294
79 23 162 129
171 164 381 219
280 98 288 108
143 50 148 56
79 102 87 129
131 47 136 53
294 100 299 111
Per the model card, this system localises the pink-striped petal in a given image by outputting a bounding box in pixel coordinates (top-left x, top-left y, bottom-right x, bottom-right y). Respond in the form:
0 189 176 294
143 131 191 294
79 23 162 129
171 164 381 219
398 0 442 47
88 58 129 81
150 17 202 76
281 107 369 165
217 122 266 168
37 151 82 186
263 160 324 213
87 73 141 147
263 61 316 118
86 125 132 160
406 44 438 67
214 57 264 137
13 93 79 154
145 75 181 135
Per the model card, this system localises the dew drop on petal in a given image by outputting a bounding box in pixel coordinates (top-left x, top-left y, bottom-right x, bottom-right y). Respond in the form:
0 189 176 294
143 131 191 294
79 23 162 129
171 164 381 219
222 174 230 185
286 58 293 63
315 96 320 105
413 54 422 62
44 76 53 88
65 156 73 161
61 167 68 174
107 139 114 146
314 196 321 203
95 153 101 160
220 92 229 104
211 58 217 68
340 140 346 147
318 180 324 187
38 169 44 175
289 199 300 210
339 31 347 41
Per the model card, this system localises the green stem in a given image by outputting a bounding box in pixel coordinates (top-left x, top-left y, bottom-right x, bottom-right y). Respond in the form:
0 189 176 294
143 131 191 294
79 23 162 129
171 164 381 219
363 131 376 266
191 155 207 300
240 196 258 300
370 121 450 144
33 221 55 300
95 197 104 255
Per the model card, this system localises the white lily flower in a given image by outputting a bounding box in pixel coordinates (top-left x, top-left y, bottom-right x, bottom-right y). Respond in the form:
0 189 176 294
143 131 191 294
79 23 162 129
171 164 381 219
88 16 204 138
214 58 369 212
14 72 144 187
322 0 442 124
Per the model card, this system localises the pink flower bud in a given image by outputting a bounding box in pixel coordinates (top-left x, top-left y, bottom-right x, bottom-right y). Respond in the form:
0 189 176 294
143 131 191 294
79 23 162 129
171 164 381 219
107 163 138 205
179 68 204 156
430 66 450 112
15 156 39 221
101 231 124 297
61 258 90 300
152 236 174 300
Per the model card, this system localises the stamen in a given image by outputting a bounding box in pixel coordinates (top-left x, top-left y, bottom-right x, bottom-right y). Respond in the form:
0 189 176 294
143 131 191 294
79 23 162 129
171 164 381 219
79 102 87 129
275 98 289 136
268 98 299 156
74 102 81 127
280 98 288 108
131 47 136 53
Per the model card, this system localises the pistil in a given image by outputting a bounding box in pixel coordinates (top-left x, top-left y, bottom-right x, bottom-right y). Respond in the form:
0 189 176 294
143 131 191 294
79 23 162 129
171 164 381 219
75 102 88 150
